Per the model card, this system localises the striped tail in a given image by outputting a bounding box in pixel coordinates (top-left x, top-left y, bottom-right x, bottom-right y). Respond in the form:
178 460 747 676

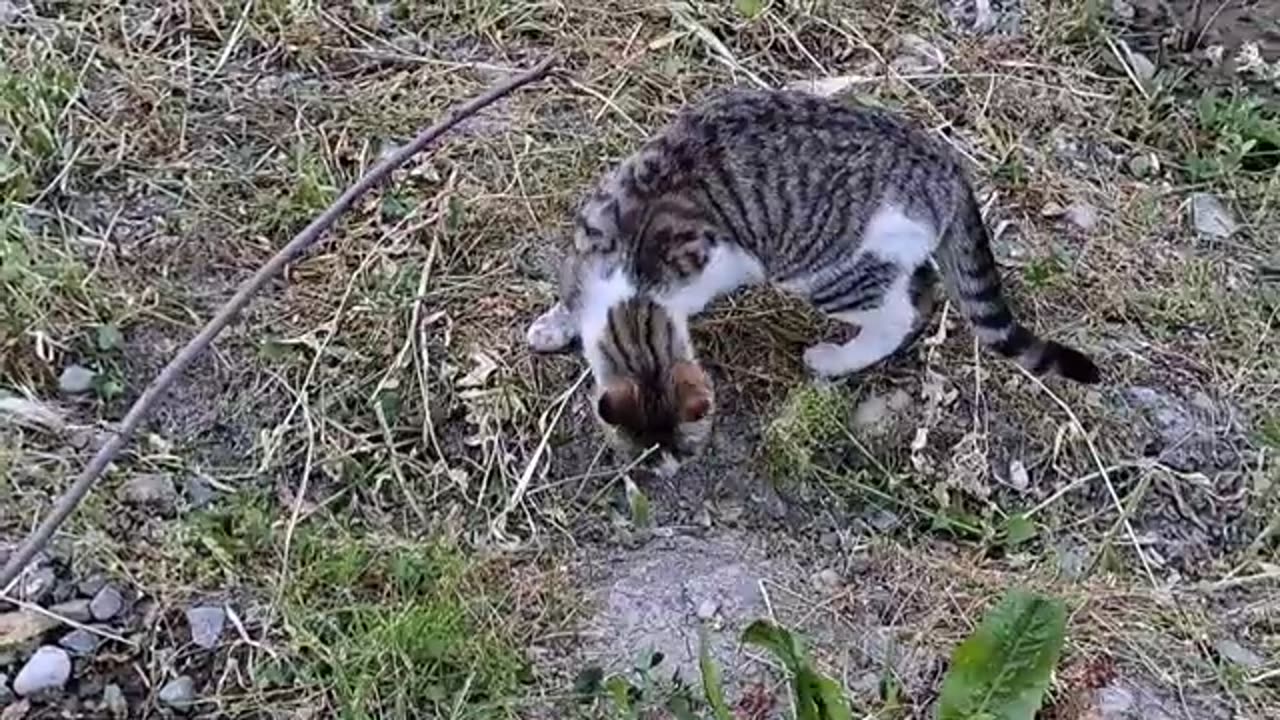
933 193 1100 384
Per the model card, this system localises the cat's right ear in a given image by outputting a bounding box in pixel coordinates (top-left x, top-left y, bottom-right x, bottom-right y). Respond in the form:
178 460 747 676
596 379 640 427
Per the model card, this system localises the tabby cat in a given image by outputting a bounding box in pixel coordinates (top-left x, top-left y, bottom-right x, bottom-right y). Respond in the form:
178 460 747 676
527 88 1099 474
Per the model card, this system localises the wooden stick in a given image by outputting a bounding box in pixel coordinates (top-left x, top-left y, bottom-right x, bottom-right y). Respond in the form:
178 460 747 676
0 56 559 590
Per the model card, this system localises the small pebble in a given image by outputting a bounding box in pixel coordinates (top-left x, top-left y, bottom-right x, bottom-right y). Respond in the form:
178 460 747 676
13 645 71 696
118 473 178 513
1214 638 1265 669
1127 153 1158 178
77 575 107 598
57 629 98 656
696 599 719 621
815 568 843 591
1063 202 1099 232
90 586 124 621
1191 192 1237 239
102 683 127 719
158 675 196 709
186 606 226 650
58 365 95 395
48 599 92 624
19 567 56 604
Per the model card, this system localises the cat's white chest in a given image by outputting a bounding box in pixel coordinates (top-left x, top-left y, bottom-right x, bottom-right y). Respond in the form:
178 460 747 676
656 244 765 315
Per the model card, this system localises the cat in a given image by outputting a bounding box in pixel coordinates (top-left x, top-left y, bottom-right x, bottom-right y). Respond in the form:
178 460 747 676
526 88 1100 473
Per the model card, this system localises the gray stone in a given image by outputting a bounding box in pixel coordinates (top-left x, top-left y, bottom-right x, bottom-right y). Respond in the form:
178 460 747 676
814 568 843 591
102 683 127 719
89 586 124 621
1128 153 1158 178
118 473 178 513
48 600 92 624
695 599 718 621
1214 637 1265 669
0 673 11 705
57 629 98 656
186 606 226 650
57 365 95 395
76 575 106 597
853 394 890 428
1064 202 1100 232
18 567 55 603
13 645 71 696
1191 193 1237 239
185 475 216 509
157 675 195 709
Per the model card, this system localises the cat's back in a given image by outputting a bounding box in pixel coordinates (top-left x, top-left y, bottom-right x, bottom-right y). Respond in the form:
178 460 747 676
664 88 953 168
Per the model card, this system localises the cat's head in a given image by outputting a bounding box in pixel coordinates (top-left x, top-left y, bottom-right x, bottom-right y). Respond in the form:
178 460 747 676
586 299 715 476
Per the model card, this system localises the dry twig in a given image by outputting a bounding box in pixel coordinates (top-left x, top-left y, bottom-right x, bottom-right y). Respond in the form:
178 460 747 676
0 56 559 590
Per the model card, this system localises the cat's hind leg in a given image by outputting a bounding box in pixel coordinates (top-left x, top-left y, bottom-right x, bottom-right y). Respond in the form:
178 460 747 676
803 264 935 378
526 302 580 354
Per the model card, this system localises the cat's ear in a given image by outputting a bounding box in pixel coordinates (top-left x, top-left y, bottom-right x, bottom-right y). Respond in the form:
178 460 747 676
597 379 640 427
672 361 713 423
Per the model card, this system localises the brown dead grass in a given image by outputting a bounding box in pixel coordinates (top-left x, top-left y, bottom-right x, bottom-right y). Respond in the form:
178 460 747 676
2 0 1278 717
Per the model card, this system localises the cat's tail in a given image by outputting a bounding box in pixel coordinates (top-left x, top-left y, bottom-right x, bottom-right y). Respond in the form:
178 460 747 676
932 193 1101 384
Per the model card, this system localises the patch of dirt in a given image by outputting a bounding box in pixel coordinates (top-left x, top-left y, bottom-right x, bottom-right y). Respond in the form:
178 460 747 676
1128 0 1280 61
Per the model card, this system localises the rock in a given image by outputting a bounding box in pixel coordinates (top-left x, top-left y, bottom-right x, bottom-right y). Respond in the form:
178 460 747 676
185 475 217 509
76 575 106 597
696 599 719 620
186 606 226 650
118 473 178 513
47 600 92 624
1214 638 1265 669
1111 0 1135 21
887 389 912 412
814 568 843 591
1063 202 1099 232
1008 460 1030 491
865 509 901 533
157 675 195 709
853 394 890 428
13 646 71 696
0 674 11 705
57 629 98 656
1127 153 1159 178
1191 193 1237 239
57 365 95 395
89 586 124 621
1127 50 1156 85
102 683 127 719
0 699 29 720
0 611 58 652
17 567 55 604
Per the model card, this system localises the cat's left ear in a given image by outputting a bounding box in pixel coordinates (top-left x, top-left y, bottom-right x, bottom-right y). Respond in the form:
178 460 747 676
671 361 713 423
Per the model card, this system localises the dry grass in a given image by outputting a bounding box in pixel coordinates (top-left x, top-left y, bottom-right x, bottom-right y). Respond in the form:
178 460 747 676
1 0 1278 717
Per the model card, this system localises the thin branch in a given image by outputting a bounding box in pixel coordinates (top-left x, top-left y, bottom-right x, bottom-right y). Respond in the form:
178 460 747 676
0 56 559 590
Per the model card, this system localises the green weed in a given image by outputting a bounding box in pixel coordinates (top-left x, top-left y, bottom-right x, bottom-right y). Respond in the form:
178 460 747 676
283 528 524 719
763 383 853 483
1184 94 1280 183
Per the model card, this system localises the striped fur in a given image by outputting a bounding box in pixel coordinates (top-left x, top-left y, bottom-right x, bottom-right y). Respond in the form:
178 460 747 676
528 88 1101 467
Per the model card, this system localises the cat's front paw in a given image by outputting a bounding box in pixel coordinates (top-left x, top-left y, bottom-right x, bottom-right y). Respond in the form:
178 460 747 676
526 306 579 354
803 343 849 378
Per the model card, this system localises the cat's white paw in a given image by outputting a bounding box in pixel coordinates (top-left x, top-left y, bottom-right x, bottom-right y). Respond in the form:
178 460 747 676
803 343 849 378
526 307 577 353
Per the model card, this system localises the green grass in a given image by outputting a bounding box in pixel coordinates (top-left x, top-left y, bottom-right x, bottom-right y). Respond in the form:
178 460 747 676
283 529 524 719
762 382 854 484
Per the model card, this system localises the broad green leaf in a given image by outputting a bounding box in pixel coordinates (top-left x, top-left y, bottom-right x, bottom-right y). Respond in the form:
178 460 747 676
745 621 852 720
95 323 123 351
605 676 637 719
742 620 804 672
699 630 733 720
735 0 765 18
1002 515 1038 547
624 477 650 528
936 590 1066 720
